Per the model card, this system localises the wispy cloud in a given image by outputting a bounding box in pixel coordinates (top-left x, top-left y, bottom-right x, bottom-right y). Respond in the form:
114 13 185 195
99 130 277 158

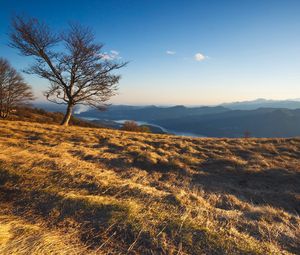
166 50 176 55
100 50 121 60
165 50 207 61
194 53 206 62
74 105 90 114
110 50 119 56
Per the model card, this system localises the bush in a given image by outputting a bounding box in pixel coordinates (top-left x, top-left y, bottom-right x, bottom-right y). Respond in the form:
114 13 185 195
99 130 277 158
121 121 151 133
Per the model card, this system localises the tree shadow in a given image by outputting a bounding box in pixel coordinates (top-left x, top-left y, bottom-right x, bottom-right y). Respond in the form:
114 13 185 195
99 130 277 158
0 185 131 249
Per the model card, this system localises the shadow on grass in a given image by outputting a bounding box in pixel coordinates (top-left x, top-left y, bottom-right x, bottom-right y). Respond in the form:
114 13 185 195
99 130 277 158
0 169 20 185
193 159 300 215
0 186 132 249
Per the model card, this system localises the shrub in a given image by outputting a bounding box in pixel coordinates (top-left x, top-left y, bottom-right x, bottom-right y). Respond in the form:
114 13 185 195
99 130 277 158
121 121 151 133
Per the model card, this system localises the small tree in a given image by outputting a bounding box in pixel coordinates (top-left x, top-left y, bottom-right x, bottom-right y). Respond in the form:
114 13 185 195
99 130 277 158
0 58 34 118
122 121 140 131
121 121 151 133
10 16 126 126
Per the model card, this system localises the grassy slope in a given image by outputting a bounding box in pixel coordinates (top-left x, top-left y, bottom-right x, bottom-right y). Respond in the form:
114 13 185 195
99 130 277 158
7 107 103 128
0 120 299 255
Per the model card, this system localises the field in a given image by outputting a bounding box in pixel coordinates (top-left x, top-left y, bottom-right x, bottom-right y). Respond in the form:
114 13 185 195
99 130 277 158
0 120 299 254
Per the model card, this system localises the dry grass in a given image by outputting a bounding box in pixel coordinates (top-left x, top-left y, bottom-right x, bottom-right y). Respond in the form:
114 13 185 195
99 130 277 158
0 120 299 254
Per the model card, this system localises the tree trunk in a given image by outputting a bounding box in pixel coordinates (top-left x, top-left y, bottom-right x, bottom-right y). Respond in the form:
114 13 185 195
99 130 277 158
61 104 73 126
0 109 9 119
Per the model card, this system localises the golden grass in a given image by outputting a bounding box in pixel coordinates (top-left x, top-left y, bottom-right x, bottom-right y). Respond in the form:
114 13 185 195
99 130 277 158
0 120 299 254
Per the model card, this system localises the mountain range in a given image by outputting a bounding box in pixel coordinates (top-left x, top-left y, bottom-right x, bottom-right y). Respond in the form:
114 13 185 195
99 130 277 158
35 98 300 138
221 98 300 110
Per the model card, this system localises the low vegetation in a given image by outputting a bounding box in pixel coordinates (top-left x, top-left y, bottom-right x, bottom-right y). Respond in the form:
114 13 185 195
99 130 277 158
6 106 103 128
121 120 151 133
0 120 299 254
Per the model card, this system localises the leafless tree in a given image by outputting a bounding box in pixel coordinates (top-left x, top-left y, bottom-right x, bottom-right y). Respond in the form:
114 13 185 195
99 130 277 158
0 58 34 119
9 16 126 126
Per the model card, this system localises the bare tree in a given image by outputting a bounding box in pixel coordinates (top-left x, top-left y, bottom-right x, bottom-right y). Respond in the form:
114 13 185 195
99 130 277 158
9 16 126 126
0 58 34 119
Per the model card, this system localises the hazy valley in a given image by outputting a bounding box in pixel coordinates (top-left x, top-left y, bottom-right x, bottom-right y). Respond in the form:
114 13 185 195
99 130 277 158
72 99 300 138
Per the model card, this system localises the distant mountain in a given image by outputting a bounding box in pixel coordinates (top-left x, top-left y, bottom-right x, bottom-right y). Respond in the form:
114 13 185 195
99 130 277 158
35 98 300 114
221 98 300 110
78 105 230 121
35 101 300 138
33 102 66 113
156 108 300 138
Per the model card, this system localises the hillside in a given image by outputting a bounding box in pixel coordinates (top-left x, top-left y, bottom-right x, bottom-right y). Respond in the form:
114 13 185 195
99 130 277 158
0 120 299 254
77 105 229 122
76 105 300 138
7 106 102 128
156 108 300 138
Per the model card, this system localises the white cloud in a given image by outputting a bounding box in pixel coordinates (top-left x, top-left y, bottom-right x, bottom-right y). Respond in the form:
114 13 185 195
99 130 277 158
100 53 113 60
166 50 176 55
99 50 121 60
74 105 90 114
110 50 119 56
194 53 206 62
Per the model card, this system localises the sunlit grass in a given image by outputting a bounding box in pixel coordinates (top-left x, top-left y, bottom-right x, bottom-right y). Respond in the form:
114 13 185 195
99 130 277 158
0 120 299 254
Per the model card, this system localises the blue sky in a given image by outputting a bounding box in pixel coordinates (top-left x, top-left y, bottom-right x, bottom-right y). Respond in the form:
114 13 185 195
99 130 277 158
1 0 300 105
